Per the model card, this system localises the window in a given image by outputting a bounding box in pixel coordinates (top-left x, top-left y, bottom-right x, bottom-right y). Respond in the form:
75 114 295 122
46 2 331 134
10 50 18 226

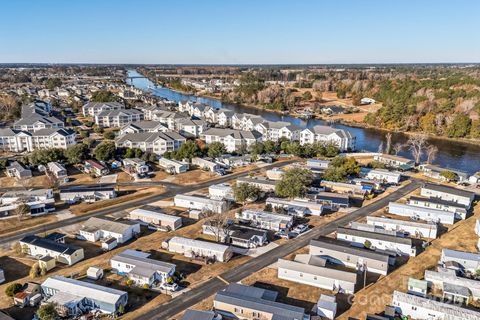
234 308 243 314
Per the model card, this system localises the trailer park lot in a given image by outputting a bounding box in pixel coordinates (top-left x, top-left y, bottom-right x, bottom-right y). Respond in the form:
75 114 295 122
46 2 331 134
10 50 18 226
0 156 478 320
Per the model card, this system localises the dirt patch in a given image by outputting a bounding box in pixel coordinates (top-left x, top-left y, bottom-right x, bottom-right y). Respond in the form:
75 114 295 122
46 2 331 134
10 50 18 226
0 215 57 235
172 169 215 185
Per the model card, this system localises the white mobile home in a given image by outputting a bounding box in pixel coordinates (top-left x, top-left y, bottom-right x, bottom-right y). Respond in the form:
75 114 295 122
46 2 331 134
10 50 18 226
41 276 128 315
306 159 330 171
208 183 234 200
236 209 294 231
202 223 268 249
425 267 480 300
47 162 67 179
420 183 475 209
191 157 219 172
110 249 176 286
59 186 116 203
336 227 418 257
20 235 84 266
266 197 323 216
129 208 182 230
373 154 415 170
366 216 438 239
174 194 227 214
362 168 402 184
388 202 456 225
440 249 480 272
236 177 277 193
277 258 358 294
408 196 467 220
418 164 469 182
158 157 189 174
164 236 233 262
320 180 368 197
310 237 391 275
79 217 141 244
122 158 149 177
392 290 480 320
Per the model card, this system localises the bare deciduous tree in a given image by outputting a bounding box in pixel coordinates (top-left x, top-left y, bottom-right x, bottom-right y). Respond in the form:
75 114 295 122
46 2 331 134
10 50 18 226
15 202 30 221
385 132 393 154
393 143 403 155
202 210 233 243
407 134 428 164
377 141 384 154
426 145 439 164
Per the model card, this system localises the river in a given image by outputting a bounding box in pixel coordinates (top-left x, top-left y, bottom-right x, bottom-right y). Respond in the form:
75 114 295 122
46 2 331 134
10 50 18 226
126 70 480 175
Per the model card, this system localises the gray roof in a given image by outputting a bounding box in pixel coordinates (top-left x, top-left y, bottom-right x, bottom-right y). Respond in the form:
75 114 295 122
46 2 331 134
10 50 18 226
123 120 166 130
215 283 305 320
6 161 30 172
408 196 467 209
31 128 74 137
116 131 185 144
82 217 139 234
443 282 470 297
310 237 390 263
42 276 126 305
203 128 261 140
278 258 358 283
83 102 124 109
307 125 354 139
423 183 475 199
111 250 175 276
182 310 216 320
14 113 63 127
442 249 480 264
97 108 143 117
337 227 413 245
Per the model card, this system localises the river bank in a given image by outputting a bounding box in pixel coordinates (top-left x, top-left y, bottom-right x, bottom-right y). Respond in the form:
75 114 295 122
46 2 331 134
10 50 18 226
128 69 480 174
142 73 480 147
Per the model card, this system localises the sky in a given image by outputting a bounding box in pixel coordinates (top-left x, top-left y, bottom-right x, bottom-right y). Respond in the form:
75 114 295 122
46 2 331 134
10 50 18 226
0 0 479 64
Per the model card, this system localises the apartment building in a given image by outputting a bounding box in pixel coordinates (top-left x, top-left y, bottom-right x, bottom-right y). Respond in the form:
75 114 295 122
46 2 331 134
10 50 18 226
0 128 76 152
115 131 186 156
95 109 144 128
299 125 356 151
82 102 125 117
201 128 262 153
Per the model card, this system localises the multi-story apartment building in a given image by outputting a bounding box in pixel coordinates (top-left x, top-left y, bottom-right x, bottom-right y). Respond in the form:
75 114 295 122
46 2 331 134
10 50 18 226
201 128 262 153
0 128 76 152
254 121 302 142
115 131 186 155
299 125 356 151
82 102 125 117
95 109 144 128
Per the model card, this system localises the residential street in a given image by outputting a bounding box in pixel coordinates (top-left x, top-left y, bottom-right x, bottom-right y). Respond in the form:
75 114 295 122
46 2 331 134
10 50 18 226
137 179 422 320
0 160 296 245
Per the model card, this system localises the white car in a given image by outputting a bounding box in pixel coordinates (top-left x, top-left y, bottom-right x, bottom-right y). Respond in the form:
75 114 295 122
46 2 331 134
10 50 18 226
293 224 309 234
159 282 178 292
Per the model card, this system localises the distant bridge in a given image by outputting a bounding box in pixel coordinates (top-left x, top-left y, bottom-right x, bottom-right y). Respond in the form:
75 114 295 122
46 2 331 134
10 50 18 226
125 75 146 79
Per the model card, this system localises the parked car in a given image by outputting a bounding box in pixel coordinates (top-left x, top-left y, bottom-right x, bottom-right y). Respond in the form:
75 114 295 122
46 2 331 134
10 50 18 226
275 229 291 239
293 224 309 234
159 282 178 292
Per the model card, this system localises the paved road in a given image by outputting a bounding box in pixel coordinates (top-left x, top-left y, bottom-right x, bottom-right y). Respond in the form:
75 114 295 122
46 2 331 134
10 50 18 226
136 179 422 320
0 160 296 245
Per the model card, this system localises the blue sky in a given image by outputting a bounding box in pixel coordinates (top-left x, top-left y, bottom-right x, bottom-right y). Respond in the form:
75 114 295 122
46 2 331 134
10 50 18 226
1 0 479 64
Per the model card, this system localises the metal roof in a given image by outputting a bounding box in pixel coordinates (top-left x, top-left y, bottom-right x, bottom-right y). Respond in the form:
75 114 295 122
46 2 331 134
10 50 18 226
422 183 475 199
215 284 305 320
337 227 413 245
310 237 390 263
42 276 126 305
